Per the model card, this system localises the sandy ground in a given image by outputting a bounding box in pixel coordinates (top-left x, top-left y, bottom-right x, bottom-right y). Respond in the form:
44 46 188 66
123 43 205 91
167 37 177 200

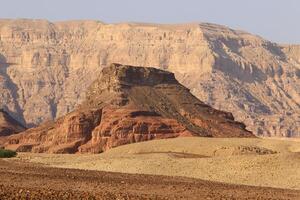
14 137 300 190
1 159 299 199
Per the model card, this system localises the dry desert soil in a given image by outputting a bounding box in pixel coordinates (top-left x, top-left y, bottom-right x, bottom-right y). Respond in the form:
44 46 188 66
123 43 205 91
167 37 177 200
1 137 300 199
0 159 299 200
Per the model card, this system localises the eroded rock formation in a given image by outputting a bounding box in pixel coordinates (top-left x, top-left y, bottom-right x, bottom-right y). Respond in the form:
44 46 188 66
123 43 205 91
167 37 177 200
3 64 253 153
0 19 299 137
0 109 25 137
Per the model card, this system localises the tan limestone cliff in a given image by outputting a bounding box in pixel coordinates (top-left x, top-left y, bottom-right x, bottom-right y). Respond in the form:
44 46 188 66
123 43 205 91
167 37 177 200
0 19 299 137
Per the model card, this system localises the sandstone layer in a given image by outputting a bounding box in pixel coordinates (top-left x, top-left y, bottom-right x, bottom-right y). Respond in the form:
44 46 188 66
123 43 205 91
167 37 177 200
0 109 25 136
0 19 299 137
3 64 253 153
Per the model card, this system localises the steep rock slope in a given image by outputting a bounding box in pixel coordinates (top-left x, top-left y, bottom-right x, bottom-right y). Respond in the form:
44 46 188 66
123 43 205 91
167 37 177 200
3 64 253 153
0 109 25 136
0 19 299 136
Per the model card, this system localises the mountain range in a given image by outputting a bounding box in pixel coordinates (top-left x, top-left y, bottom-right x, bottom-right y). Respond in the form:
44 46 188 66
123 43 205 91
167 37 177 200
0 19 299 137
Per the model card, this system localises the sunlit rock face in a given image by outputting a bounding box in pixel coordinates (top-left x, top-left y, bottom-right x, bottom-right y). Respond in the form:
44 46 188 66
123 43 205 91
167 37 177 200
0 19 299 137
2 64 253 154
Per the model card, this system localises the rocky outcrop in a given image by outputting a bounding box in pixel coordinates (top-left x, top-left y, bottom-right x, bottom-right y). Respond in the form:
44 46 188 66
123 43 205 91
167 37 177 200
0 19 299 137
3 64 253 153
0 109 25 137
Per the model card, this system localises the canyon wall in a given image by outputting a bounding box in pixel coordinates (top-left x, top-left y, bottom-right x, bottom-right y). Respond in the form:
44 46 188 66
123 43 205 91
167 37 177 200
0 19 299 137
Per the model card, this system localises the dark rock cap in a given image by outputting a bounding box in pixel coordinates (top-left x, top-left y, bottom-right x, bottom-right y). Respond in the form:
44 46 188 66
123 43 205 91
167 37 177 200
101 63 178 86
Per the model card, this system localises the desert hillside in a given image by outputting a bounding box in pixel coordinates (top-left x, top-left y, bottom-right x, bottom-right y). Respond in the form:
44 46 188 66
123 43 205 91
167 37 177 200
2 64 253 153
0 19 299 136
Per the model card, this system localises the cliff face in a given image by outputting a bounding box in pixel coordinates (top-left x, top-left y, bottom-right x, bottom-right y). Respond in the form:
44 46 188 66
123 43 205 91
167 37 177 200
0 19 299 137
3 64 253 153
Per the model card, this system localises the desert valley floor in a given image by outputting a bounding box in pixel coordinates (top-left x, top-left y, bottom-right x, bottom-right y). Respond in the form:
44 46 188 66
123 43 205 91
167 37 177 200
1 137 299 199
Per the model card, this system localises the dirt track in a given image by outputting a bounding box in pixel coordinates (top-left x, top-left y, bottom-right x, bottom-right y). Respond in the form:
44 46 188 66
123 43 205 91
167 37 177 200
0 159 299 200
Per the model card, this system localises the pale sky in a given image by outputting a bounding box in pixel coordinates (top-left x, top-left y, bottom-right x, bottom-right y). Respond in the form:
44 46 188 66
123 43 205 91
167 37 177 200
1 0 299 44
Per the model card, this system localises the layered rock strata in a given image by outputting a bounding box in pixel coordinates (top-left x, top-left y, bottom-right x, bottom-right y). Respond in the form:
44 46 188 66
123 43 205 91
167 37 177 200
3 64 253 153
0 19 299 137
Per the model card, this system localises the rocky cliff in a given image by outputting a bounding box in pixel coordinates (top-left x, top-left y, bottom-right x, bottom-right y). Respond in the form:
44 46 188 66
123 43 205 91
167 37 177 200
0 109 25 136
3 64 253 153
0 19 299 137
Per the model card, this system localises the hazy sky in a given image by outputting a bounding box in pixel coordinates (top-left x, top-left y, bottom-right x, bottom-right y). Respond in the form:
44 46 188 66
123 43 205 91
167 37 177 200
1 0 299 44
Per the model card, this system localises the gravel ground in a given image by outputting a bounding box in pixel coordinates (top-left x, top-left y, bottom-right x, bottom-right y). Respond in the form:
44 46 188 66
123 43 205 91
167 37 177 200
1 159 299 200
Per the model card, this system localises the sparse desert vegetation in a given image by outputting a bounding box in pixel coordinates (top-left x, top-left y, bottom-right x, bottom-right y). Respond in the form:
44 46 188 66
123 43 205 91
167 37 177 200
0 149 17 158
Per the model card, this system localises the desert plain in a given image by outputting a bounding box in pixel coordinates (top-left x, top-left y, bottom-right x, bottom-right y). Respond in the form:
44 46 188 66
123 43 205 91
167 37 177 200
0 18 299 200
1 137 299 199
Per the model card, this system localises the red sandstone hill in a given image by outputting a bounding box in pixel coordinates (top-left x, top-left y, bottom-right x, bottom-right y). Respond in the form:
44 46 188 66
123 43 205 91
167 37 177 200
0 109 25 137
3 64 254 153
